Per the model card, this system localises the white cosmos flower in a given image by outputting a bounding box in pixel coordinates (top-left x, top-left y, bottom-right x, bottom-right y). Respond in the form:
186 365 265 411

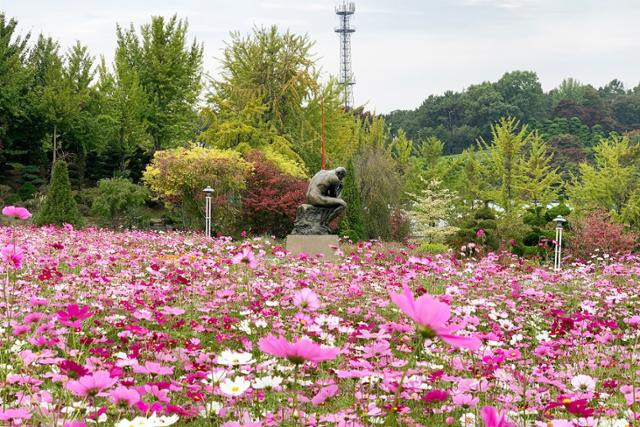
459 412 476 426
199 401 223 417
115 417 152 427
217 350 254 366
571 374 597 392
220 377 251 397
206 369 227 384
253 375 283 389
148 413 179 426
237 319 251 334
115 414 179 427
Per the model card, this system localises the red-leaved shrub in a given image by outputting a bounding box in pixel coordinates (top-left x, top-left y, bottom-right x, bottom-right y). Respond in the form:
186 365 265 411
569 210 638 260
241 151 307 238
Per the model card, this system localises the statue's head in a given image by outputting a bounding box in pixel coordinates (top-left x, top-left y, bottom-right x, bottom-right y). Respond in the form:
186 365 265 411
335 167 346 180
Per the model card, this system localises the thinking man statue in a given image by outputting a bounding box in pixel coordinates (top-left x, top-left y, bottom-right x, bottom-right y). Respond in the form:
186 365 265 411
305 167 347 208
291 167 347 235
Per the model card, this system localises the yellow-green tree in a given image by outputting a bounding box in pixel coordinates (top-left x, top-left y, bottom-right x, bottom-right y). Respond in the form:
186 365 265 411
202 26 355 175
478 117 530 212
514 132 561 207
569 134 640 227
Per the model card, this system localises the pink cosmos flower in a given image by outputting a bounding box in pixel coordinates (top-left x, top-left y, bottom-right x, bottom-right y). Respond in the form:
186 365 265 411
132 361 174 376
2 205 32 220
56 304 92 328
1 244 24 269
452 393 479 408
480 406 516 427
231 247 258 268
625 315 640 327
311 384 339 406
258 335 339 364
66 371 117 397
476 228 486 238
109 386 140 407
0 408 31 424
389 284 481 349
293 288 321 311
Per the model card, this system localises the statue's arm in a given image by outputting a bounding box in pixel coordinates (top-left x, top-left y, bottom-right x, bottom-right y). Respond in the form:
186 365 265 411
308 180 346 207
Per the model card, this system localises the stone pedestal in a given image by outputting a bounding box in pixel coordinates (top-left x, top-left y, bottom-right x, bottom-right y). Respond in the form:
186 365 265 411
286 234 340 262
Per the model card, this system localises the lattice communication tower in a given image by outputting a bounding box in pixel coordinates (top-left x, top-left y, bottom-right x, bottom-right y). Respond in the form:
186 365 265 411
335 1 355 109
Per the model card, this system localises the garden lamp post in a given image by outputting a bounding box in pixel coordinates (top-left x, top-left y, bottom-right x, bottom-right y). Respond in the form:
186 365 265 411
553 215 566 272
203 186 214 238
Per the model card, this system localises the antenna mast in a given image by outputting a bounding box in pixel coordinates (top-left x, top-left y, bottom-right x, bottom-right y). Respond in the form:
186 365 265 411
335 1 355 109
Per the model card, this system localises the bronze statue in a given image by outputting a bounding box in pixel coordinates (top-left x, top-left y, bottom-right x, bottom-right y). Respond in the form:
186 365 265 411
291 167 347 235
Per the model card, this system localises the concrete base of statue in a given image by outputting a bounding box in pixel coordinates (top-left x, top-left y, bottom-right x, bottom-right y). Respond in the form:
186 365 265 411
286 234 340 262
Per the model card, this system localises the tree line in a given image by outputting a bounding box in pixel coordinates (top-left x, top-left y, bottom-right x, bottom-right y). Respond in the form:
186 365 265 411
385 72 640 157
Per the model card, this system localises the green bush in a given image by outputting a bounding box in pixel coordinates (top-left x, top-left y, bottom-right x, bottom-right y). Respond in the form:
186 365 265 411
416 242 450 255
35 161 84 227
91 178 150 228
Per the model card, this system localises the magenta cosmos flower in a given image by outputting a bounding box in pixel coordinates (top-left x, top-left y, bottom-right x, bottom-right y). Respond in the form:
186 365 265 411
1 244 25 269
66 370 117 397
389 285 481 350
480 406 516 427
259 335 339 364
2 205 32 220
56 304 93 328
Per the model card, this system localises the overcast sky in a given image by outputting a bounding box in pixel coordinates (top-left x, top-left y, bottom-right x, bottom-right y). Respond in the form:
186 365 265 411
2 0 639 113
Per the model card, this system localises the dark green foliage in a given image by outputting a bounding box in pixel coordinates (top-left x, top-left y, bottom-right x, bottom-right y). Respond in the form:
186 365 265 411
545 202 571 222
450 205 499 251
90 177 149 228
386 71 640 156
35 161 83 226
338 160 365 241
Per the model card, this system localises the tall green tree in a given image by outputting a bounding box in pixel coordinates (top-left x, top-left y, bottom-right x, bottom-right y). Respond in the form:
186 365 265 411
96 50 150 174
478 117 530 212
0 14 30 174
338 159 364 241
569 134 640 223
514 133 561 207
203 26 354 175
116 15 203 151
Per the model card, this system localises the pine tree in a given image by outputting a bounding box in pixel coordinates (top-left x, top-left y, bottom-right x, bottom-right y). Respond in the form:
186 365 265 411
35 160 83 226
339 160 365 241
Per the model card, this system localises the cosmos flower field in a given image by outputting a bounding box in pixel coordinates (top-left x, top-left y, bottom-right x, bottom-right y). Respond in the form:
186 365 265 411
1 221 640 426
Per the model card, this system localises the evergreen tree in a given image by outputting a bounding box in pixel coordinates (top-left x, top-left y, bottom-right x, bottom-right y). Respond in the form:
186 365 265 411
35 160 83 226
116 15 203 151
338 160 365 241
